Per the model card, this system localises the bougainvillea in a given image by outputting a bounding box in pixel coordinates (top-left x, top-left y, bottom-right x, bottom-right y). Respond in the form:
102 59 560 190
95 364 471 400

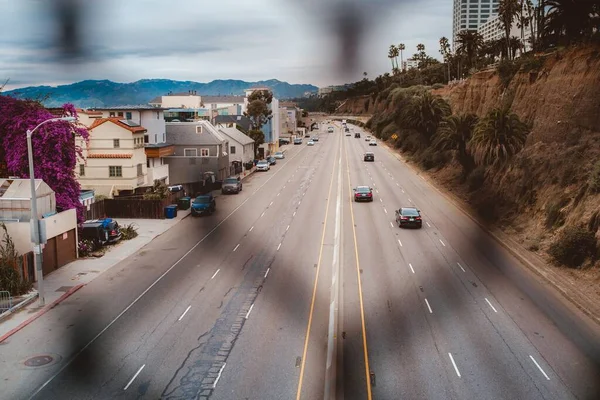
0 96 89 223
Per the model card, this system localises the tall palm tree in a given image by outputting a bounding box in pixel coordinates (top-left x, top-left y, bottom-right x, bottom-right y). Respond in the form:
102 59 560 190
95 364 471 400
435 113 479 177
469 107 530 167
498 0 521 59
456 30 484 71
402 92 451 146
544 0 598 45
509 36 522 58
417 43 425 52
388 45 398 70
398 43 406 71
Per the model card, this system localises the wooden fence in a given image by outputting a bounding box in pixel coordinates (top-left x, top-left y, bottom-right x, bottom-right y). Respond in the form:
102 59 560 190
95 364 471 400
85 192 183 220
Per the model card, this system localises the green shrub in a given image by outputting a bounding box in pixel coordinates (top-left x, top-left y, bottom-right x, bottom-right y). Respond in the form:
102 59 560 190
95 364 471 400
545 198 569 229
549 226 597 268
470 191 498 222
467 166 486 192
78 239 95 257
588 160 600 192
497 59 521 88
121 223 139 241
521 56 545 72
432 83 445 90
418 148 449 170
381 122 399 140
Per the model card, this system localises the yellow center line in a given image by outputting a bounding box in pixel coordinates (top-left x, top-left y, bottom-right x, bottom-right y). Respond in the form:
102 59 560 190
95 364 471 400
296 131 340 400
343 132 373 399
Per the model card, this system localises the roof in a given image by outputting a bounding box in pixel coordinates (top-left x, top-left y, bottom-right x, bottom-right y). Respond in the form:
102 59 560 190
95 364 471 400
218 127 254 146
165 121 226 146
91 105 166 111
89 118 148 133
214 115 251 131
87 154 133 159
77 109 103 115
149 96 162 104
0 179 51 199
201 95 245 104
145 143 174 149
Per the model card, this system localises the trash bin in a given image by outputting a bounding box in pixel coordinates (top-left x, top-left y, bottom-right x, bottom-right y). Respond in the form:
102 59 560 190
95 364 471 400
164 205 178 219
178 197 191 210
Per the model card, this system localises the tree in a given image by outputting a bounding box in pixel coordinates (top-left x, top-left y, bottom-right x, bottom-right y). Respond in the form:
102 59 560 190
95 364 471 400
498 0 521 59
509 36 522 59
244 89 273 131
247 129 265 157
398 43 406 71
434 113 479 177
544 0 599 45
363 71 368 78
402 92 451 146
456 30 484 71
0 96 90 222
0 222 32 295
469 106 530 167
388 45 399 71
439 36 452 81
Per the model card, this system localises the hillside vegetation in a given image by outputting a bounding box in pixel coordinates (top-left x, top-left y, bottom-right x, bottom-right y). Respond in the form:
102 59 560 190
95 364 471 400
340 44 600 308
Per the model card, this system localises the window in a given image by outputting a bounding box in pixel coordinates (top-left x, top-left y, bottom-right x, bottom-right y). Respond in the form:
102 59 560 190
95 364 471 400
184 148 198 157
461 24 466 28
126 112 132 120
230 145 236 154
196 126 203 134
109 112 115 117
118 112 124 117
79 164 85 176
109 166 122 177
137 163 143 177
155 134 158 143
469 24 477 28
113 139 120 148
144 135 149 143
147 159 150 168
200 148 209 157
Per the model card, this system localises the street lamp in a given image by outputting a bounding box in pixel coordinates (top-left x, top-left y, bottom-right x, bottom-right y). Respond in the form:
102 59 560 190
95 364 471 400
26 116 76 306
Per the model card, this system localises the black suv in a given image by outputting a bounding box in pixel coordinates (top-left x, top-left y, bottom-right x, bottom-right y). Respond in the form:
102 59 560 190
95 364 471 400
80 218 122 248
355 132 361 138
364 152 374 162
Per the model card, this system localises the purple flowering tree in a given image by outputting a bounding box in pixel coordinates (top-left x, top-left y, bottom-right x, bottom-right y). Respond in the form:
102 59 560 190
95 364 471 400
0 96 90 223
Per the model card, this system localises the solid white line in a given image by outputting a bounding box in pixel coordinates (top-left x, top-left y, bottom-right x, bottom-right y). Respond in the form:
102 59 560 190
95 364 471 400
398 239 403 247
249 226 254 232
245 303 255 319
124 364 145 391
269 201 274 206
426 222 431 227
293 211 297 217
390 222 394 227
530 355 550 380
178 305 191 321
211 269 221 279
277 243 282 251
425 298 433 313
448 353 461 377
233 244 240 252
409 263 415 274
485 298 498 313
28 143 309 399
384 208 388 214
286 225 290 231
439 239 446 247
457 262 466 272
260 211 265 218
264 268 270 278
213 363 227 388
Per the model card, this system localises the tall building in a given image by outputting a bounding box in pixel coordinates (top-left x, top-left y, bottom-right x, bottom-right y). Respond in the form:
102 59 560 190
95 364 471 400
452 0 499 47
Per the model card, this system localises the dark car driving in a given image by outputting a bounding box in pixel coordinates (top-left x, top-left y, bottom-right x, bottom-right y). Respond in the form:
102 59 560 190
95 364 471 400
353 186 374 202
395 207 423 228
364 152 374 162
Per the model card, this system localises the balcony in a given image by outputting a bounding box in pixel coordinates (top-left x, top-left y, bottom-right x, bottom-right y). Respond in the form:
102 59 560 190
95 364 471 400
147 164 169 185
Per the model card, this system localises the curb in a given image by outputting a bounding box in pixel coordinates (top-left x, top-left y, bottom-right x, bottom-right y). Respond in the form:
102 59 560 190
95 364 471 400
379 141 600 326
0 292 39 323
0 284 85 344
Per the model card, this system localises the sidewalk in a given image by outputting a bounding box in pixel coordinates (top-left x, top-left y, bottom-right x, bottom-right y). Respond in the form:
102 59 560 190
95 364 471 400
0 208 190 341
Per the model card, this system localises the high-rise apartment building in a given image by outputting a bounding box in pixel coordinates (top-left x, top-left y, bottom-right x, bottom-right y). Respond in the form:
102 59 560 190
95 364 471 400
452 0 499 47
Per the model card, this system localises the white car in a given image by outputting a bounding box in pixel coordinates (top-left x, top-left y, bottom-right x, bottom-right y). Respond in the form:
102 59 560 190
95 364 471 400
274 151 285 159
369 139 377 146
256 160 270 171
327 127 334 133
307 140 315 146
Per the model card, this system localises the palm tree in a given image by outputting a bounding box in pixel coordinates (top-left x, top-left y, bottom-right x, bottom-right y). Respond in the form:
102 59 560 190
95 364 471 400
417 43 425 52
509 36 522 58
544 0 598 45
498 0 521 59
402 92 451 146
435 113 479 177
456 30 484 71
388 45 398 70
398 43 406 71
469 107 530 167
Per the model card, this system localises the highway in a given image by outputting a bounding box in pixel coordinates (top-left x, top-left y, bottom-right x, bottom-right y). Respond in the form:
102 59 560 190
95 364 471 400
1 122 599 399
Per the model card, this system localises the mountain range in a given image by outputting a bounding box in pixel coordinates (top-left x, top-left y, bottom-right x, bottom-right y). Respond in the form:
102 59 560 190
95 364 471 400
3 79 318 108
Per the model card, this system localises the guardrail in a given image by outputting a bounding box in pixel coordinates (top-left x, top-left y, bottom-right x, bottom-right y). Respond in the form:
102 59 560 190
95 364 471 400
0 291 13 314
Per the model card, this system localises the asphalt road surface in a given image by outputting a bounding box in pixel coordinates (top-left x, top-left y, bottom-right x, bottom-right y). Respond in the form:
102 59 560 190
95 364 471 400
1 123 599 400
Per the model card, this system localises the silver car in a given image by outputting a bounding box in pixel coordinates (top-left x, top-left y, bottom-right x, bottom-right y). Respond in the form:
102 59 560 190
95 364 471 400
256 160 270 171
221 177 242 194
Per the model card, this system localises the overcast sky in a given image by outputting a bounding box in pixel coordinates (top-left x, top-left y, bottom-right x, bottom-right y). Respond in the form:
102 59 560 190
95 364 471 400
0 0 451 90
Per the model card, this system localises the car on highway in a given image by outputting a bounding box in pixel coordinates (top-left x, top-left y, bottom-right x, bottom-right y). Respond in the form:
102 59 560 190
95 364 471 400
395 207 423 228
364 152 374 162
274 151 285 159
221 176 242 194
355 132 361 138
353 185 374 202
256 160 270 171
267 156 276 165
294 138 302 145
327 127 334 133
307 140 315 146
369 139 377 146
191 193 216 216
311 136 319 142
365 135 371 142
